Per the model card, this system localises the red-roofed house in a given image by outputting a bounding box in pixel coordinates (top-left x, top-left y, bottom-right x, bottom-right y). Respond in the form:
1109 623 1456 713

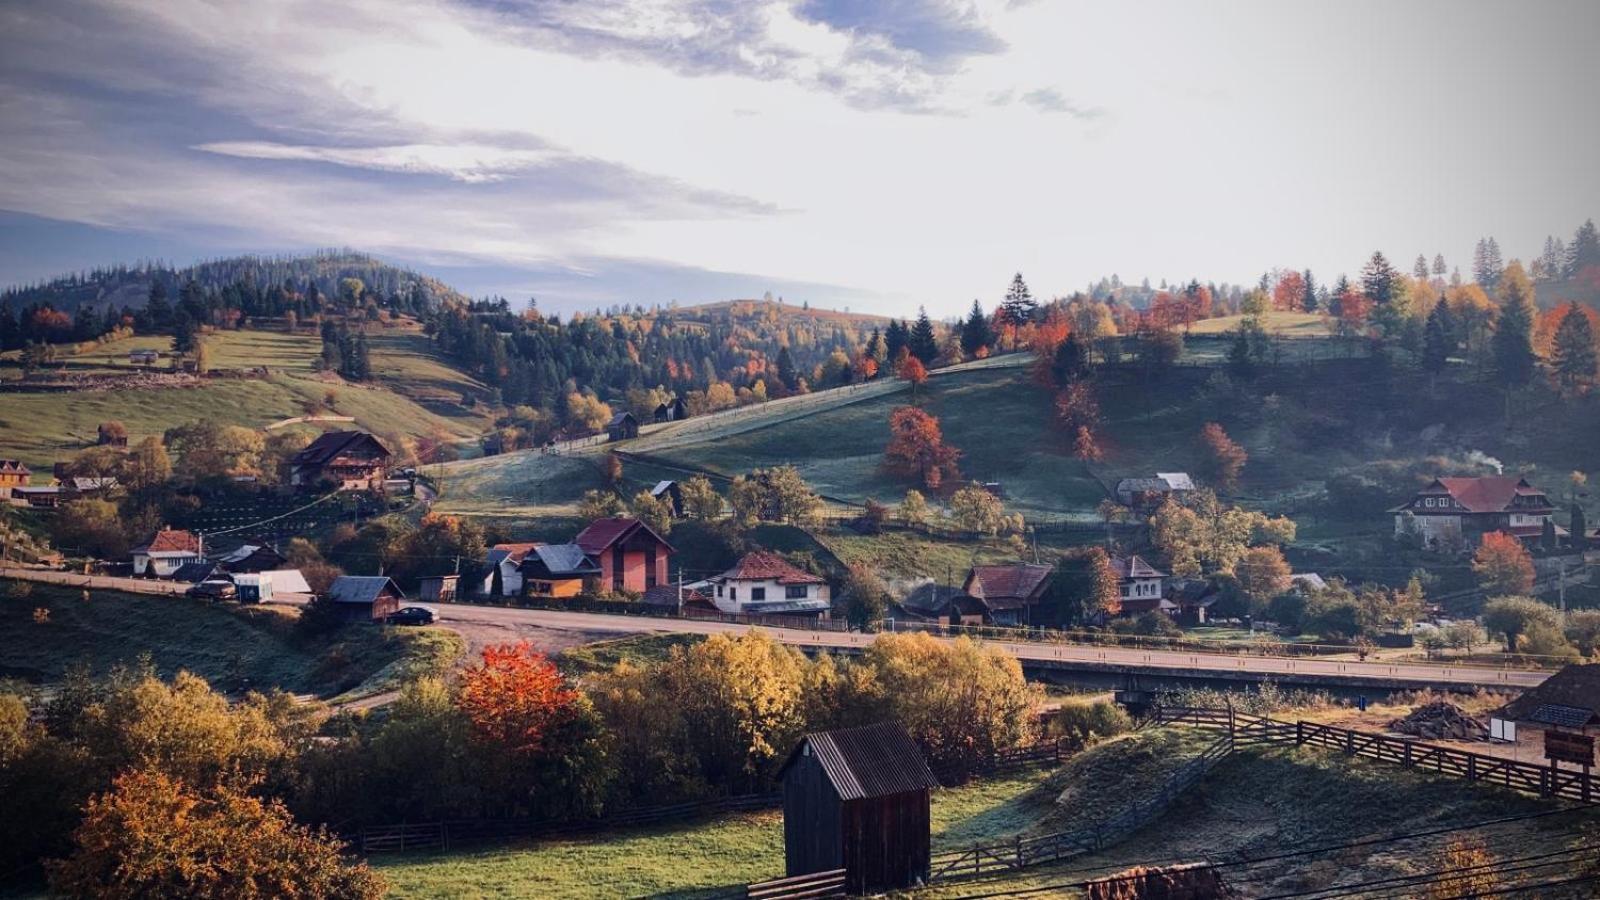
0 460 29 498
709 551 830 617
1392 476 1556 549
575 516 673 594
1110 554 1168 612
963 563 1054 626
132 527 203 578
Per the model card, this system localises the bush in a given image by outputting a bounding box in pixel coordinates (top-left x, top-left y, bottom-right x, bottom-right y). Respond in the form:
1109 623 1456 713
1050 701 1131 750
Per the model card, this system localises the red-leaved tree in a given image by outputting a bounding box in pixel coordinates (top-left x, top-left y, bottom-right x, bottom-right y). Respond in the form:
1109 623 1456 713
1472 532 1535 595
883 406 961 490
457 642 581 755
1198 422 1247 490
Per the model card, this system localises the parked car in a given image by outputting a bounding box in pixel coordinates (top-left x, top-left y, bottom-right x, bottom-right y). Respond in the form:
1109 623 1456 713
187 580 237 601
386 606 436 626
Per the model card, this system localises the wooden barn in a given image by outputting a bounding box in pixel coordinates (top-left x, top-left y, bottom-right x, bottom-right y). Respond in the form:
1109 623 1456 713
778 722 940 894
653 396 689 423
606 411 639 441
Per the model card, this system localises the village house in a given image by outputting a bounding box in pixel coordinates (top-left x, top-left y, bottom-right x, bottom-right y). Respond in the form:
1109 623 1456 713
326 575 403 622
649 480 684 518
606 411 639 441
708 551 831 617
898 582 988 626
963 563 1053 627
0 460 29 497
289 431 392 492
1110 554 1166 606
1166 578 1221 626
11 485 61 508
131 527 202 578
517 543 603 598
1392 475 1556 549
212 543 288 574
1114 472 1195 512
62 476 119 498
639 583 713 613
653 396 688 423
575 516 673 594
480 542 541 597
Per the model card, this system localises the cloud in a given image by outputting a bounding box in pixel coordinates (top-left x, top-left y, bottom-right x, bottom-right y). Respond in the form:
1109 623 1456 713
195 142 560 183
1018 86 1105 120
794 0 1005 66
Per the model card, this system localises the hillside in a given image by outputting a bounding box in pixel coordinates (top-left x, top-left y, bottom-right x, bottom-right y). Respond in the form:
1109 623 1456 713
0 251 468 316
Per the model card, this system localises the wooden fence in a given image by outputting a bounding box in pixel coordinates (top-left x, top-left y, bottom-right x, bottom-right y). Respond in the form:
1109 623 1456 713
745 869 847 900
1151 706 1598 803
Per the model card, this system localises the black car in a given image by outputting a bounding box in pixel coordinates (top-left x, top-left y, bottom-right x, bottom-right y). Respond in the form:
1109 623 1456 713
386 606 436 626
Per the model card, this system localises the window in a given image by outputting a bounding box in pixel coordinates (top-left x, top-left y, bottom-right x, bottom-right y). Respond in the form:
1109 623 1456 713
716 584 724 597
786 585 808 599
751 587 766 601
729 587 737 602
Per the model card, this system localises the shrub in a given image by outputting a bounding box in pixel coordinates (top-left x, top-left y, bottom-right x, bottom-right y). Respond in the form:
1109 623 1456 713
1051 701 1132 750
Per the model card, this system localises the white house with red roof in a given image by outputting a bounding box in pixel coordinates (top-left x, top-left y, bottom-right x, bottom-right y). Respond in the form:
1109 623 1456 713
1109 554 1168 611
709 551 830 617
1392 476 1556 549
131 527 203 577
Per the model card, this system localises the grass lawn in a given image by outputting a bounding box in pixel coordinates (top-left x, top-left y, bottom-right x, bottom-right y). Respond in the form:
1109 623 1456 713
374 765 1062 899
556 633 706 678
1185 312 1333 337
0 581 462 698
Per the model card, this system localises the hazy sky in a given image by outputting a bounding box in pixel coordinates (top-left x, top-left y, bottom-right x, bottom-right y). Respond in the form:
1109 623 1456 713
2 0 1597 315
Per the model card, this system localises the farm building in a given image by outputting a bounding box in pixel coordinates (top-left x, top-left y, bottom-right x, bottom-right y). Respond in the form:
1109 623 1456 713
1391 475 1556 550
963 563 1053 627
517 543 602 598
708 551 830 617
653 397 688 423
1165 578 1221 626
418 574 459 602
1114 472 1194 511
289 431 391 492
1497 664 1600 728
129 349 160 365
213 543 288 574
480 542 542 597
326 575 403 622
898 582 987 626
232 570 308 603
62 476 119 498
639 583 712 613
606 411 640 441
650 480 684 518
0 460 29 494
10 486 59 509
575 517 673 594
170 561 225 584
778 721 940 894
131 527 202 577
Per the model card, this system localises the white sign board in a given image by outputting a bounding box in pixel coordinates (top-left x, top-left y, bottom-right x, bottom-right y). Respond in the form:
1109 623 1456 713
1489 717 1517 743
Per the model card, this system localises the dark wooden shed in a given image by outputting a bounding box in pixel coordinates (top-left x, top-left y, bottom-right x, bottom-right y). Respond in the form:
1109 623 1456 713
606 411 639 441
777 722 940 894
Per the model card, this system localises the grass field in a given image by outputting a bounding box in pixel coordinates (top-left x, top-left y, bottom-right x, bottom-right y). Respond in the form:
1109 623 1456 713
374 765 1062 899
555 633 706 678
0 581 463 698
1185 311 1333 336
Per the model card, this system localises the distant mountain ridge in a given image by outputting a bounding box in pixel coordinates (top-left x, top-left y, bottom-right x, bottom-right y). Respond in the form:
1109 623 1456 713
0 251 470 315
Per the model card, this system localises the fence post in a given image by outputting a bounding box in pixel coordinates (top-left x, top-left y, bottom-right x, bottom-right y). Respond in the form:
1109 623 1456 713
1296 721 1304 745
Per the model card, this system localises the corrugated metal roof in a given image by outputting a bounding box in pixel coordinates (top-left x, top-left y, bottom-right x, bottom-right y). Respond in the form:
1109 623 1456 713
782 722 939 801
328 575 402 604
531 543 598 575
1531 704 1594 728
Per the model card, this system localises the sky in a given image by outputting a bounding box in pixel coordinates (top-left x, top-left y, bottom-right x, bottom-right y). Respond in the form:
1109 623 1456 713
1 0 1597 316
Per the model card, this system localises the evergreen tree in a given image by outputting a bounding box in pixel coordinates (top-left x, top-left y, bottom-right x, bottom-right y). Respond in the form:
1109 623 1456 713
1551 303 1598 394
172 309 199 355
1432 254 1447 278
1000 273 1036 324
352 332 373 381
776 346 798 390
884 319 908 363
1422 296 1456 377
145 281 172 328
1361 251 1400 307
1492 263 1537 394
0 300 18 352
959 300 992 357
1300 270 1318 312
1329 274 1351 319
1052 332 1090 384
909 308 939 364
1568 219 1600 277
1413 255 1430 279
1473 237 1504 290
1540 236 1567 280
865 327 883 363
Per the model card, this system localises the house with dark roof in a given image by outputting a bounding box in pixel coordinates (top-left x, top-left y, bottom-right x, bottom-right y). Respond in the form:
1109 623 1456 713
649 480 684 518
1166 578 1221 626
709 551 831 617
1392 475 1556 549
606 411 639 441
963 563 1053 626
131 528 202 578
518 543 603 598
1114 472 1195 511
653 397 689 423
213 544 288 574
1497 664 1600 728
10 485 60 509
898 582 988 626
575 517 673 594
1110 554 1166 609
326 575 403 622
289 431 391 492
778 722 940 894
0 459 30 497
639 583 713 612
480 542 542 597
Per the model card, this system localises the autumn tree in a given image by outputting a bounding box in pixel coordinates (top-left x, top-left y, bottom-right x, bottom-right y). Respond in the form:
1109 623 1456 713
899 489 931 527
679 474 724 521
457 642 582 755
1045 547 1121 626
949 485 1010 535
1197 422 1246 490
1551 301 1598 395
50 499 129 559
1472 531 1535 595
578 489 625 521
842 565 891 629
1423 838 1500 899
896 352 928 398
1272 270 1306 311
1149 489 1295 578
630 490 674 535
48 771 384 900
729 466 819 527
883 406 961 490
1482 596 1560 653
1236 545 1292 608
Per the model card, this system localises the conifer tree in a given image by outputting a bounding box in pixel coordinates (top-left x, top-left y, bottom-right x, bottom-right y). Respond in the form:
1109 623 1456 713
959 300 992 358
145 281 172 327
884 319 908 363
1422 296 1456 378
1300 270 1318 312
776 346 798 390
1492 262 1537 408
1551 303 1597 394
1000 273 1036 324
1432 254 1447 278
1413 255 1430 279
1568 219 1600 277
1473 238 1504 290
909 307 938 364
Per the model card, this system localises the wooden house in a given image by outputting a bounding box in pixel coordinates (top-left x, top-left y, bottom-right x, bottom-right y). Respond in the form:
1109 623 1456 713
129 349 160 366
1391 475 1556 550
653 397 689 423
517 543 601 598
778 722 941 894
326 575 403 623
963 563 1053 627
12 486 61 508
417 574 459 602
898 583 988 626
131 527 201 577
0 460 29 495
575 517 673 594
649 480 684 518
606 411 639 441
1114 472 1194 512
289 431 391 492
1110 554 1167 610
213 543 287 574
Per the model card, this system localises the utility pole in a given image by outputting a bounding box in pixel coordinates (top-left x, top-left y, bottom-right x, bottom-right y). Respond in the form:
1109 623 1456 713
1558 556 1567 612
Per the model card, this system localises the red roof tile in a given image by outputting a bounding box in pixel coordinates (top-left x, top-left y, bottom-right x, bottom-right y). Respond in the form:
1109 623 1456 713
717 551 826 584
136 529 200 554
966 564 1053 605
1424 476 1551 514
1110 554 1166 580
574 517 673 555
0 460 29 475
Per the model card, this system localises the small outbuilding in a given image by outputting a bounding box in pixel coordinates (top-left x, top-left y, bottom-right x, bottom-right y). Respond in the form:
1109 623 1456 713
417 574 460 602
650 480 684 518
326 575 404 623
778 721 940 895
606 411 640 441
653 397 689 423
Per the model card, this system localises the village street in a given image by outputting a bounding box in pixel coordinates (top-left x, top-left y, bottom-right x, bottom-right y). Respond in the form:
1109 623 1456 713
430 605 1552 690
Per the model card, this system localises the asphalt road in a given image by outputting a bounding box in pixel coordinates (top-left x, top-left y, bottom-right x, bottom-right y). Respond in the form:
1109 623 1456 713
433 606 1550 690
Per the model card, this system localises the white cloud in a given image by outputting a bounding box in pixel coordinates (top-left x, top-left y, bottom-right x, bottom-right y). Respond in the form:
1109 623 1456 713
194 141 560 183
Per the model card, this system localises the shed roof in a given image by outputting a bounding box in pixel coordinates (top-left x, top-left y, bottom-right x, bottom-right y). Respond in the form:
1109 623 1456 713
780 722 940 801
171 561 224 584
327 575 403 605
1110 554 1165 580
1498 664 1600 724
487 542 542 568
965 564 1053 607
1156 472 1195 491
259 569 313 593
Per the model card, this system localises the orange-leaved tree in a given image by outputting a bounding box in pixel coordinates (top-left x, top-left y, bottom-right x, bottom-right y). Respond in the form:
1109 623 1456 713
1198 422 1247 490
457 642 581 755
883 406 961 491
896 354 928 398
1472 531 1535 595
